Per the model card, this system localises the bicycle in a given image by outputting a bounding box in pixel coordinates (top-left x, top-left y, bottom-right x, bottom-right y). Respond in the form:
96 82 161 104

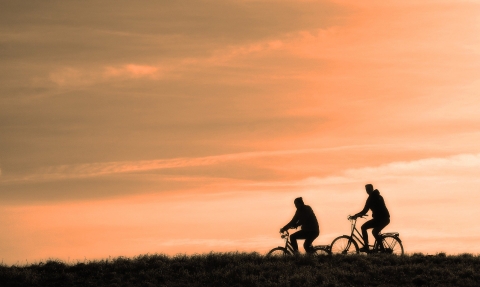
267 230 331 256
330 215 404 255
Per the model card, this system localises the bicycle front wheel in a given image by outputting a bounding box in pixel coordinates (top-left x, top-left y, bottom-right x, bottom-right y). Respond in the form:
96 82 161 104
267 247 290 257
381 235 404 255
330 235 359 255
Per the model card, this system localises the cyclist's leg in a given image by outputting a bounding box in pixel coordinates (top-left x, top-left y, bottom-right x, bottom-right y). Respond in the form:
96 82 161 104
361 219 376 249
372 218 390 250
290 230 306 253
303 230 319 253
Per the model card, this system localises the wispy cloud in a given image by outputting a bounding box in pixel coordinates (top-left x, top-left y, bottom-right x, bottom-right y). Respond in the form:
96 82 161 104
2 145 382 182
104 64 161 79
49 67 96 87
49 63 163 87
340 153 480 183
251 153 480 187
6 150 480 189
31 149 334 180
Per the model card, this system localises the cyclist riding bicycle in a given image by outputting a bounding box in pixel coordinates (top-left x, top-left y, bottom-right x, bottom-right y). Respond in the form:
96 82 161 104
280 197 319 254
350 184 390 252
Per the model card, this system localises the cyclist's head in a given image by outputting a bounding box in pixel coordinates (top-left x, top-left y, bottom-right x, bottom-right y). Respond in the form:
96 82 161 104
294 197 304 208
365 184 374 194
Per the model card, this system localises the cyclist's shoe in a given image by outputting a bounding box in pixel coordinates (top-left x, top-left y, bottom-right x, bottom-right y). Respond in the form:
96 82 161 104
359 246 370 253
306 246 314 255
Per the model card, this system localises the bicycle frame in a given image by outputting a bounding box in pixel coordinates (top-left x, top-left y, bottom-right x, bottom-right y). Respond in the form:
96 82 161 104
330 216 404 255
348 217 401 252
278 231 329 255
348 218 370 249
280 231 296 254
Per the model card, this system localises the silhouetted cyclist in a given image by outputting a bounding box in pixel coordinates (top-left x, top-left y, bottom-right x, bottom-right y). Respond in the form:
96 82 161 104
280 197 319 254
350 184 390 252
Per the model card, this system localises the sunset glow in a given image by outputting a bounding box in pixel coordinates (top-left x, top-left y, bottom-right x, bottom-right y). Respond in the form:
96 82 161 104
1 0 480 264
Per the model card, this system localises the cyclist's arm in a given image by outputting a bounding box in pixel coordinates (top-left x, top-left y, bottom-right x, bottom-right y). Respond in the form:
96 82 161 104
354 199 370 218
282 210 300 231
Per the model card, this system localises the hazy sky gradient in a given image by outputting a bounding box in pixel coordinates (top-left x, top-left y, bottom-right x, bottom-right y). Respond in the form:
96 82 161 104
1 0 480 264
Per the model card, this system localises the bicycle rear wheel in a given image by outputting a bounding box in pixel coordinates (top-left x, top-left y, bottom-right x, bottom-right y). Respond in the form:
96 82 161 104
267 247 290 257
330 235 359 254
381 235 404 255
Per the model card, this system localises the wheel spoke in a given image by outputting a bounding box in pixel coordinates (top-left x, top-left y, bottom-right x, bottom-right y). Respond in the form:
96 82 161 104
386 239 397 249
267 247 289 257
330 236 359 254
381 236 404 255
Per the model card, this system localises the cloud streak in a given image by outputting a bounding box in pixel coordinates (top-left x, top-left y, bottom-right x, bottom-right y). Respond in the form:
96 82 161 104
6 150 480 189
249 152 480 188
341 153 480 181
6 146 361 182
48 63 163 87
104 64 160 79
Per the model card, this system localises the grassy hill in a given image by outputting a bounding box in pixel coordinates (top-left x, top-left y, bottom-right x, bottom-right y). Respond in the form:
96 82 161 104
1 252 479 286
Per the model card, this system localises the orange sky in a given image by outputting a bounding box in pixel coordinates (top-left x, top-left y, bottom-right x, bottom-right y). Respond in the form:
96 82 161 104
1 0 480 264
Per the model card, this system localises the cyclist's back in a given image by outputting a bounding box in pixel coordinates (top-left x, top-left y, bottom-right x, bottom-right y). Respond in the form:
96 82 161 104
362 189 389 220
293 204 319 232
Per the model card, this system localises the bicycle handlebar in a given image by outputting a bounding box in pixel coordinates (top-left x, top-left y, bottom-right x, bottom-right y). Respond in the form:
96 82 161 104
348 214 368 220
280 230 289 239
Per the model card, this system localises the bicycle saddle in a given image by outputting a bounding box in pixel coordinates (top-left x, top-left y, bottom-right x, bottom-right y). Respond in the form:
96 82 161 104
381 232 399 237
